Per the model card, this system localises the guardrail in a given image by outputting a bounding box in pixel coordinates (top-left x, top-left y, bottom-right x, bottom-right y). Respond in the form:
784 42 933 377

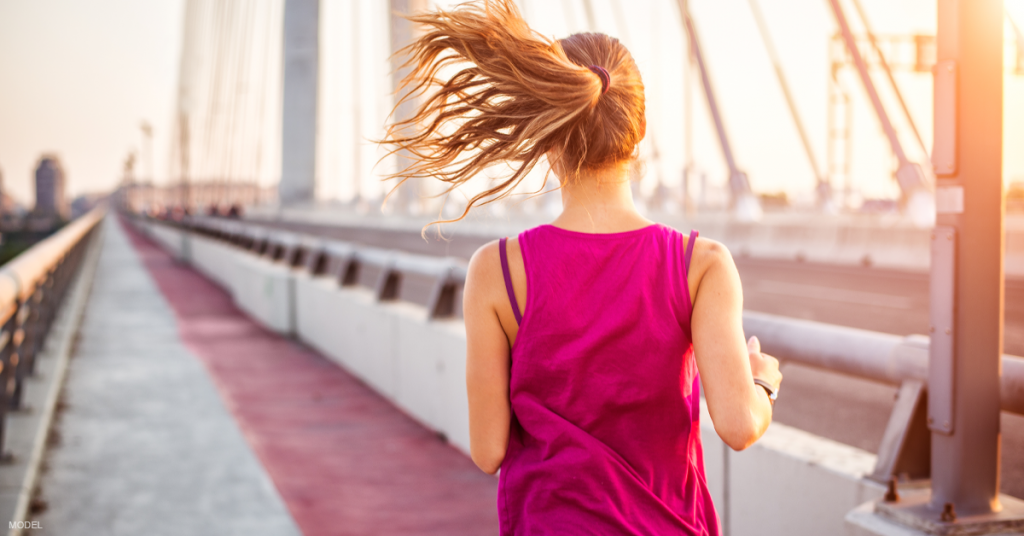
743 312 1024 415
0 207 104 456
137 212 1024 484
171 214 470 319
158 214 1024 408
744 311 1024 483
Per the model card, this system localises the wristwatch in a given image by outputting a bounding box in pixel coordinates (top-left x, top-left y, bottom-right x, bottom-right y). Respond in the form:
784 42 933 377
754 379 778 406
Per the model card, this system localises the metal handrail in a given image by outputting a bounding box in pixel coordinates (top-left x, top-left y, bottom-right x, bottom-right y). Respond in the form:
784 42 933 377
0 205 105 455
0 208 105 322
742 310 1024 416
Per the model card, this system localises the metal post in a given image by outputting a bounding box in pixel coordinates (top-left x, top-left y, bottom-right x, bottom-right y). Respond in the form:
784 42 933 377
683 0 694 215
929 0 1004 516
279 0 319 206
180 113 191 211
1010 11 1024 75
389 0 430 214
350 0 362 205
140 122 154 213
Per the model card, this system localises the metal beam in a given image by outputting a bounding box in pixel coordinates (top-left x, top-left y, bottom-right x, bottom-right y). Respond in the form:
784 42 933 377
827 0 928 201
1010 8 1024 74
389 0 431 214
870 379 930 483
279 0 319 205
675 0 758 217
745 0 829 206
849 0 930 160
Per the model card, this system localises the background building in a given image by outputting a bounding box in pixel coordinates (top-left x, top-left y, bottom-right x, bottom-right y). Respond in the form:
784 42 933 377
33 154 68 220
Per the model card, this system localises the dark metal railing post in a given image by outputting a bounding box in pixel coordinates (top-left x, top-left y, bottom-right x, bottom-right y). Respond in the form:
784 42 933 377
9 296 31 410
0 211 102 444
0 308 15 458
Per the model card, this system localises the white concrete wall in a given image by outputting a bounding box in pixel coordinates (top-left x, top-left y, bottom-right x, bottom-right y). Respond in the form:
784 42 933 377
135 222 294 335
138 220 186 260
189 234 238 289
230 254 295 335
699 401 885 535
293 272 471 450
135 219 887 536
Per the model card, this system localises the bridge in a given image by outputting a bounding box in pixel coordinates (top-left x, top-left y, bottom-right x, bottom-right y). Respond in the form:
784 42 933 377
2 0 1024 535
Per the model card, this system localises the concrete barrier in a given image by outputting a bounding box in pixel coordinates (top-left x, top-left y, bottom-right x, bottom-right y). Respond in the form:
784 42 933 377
134 218 889 536
255 206 1019 275
230 254 295 335
137 222 295 335
292 273 472 450
144 221 188 261
700 406 885 535
189 234 237 289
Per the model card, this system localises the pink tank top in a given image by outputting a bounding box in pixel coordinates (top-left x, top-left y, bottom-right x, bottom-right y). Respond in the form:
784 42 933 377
497 223 718 535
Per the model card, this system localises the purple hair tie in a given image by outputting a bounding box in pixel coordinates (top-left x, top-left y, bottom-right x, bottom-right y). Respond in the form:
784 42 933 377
587 65 611 95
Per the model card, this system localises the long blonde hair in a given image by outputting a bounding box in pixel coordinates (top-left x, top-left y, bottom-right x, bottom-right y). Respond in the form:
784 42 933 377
383 0 646 224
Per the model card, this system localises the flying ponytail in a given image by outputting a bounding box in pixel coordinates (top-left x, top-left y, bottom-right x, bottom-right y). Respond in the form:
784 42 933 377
383 0 647 225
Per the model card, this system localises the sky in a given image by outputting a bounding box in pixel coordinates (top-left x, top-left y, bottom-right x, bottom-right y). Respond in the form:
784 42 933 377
0 0 184 204
0 0 1021 208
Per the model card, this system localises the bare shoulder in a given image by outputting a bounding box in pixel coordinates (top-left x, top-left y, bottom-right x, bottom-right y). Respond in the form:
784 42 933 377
687 236 738 288
691 236 733 268
465 238 521 296
467 240 501 288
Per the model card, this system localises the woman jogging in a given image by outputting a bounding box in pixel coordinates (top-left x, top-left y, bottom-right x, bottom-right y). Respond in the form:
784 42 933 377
384 1 783 533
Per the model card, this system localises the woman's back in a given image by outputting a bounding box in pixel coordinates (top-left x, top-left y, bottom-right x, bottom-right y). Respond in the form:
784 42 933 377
382 2 781 532
499 224 718 535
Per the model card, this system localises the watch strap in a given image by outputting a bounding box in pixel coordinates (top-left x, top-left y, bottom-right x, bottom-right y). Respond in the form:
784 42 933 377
754 378 778 405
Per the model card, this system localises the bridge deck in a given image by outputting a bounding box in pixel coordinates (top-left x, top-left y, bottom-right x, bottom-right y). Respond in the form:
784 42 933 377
34 216 497 535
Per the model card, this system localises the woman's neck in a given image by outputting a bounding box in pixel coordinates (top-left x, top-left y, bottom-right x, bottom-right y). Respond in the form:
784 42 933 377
550 162 654 233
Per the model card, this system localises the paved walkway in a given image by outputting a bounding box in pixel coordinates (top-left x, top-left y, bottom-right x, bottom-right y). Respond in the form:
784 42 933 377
35 217 301 536
36 216 498 535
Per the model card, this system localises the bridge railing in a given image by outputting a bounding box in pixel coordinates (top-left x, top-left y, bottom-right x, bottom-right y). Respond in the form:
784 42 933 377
182 214 470 319
0 207 104 455
144 212 1024 484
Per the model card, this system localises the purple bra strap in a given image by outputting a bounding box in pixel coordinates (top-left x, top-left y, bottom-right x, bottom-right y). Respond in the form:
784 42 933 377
499 237 523 325
684 230 699 276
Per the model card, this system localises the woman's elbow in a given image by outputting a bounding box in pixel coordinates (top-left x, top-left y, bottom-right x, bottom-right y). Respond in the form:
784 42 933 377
721 431 758 451
467 421 510 474
716 417 765 451
470 447 505 475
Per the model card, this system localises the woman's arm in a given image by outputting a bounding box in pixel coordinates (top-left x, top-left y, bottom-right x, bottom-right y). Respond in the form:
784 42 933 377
463 241 514 474
689 239 782 451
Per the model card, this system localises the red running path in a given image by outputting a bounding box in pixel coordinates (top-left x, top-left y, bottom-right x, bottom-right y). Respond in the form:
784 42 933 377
120 218 499 536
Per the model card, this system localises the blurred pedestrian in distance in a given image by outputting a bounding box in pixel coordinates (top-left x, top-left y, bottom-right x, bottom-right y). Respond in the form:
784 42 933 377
385 1 781 533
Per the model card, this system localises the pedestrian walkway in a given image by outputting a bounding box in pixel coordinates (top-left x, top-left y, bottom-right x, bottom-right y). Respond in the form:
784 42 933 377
35 216 498 535
34 217 301 536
